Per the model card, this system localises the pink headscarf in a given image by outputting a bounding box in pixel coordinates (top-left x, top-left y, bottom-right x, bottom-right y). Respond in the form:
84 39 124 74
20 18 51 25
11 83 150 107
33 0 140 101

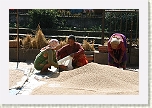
40 39 59 52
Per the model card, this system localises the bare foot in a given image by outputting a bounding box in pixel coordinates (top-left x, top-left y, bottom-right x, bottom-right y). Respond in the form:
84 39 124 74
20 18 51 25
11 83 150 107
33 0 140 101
40 69 52 75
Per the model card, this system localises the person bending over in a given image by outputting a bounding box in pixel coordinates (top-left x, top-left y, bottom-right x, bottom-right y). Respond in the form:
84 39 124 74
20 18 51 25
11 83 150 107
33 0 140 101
107 33 127 70
57 35 88 69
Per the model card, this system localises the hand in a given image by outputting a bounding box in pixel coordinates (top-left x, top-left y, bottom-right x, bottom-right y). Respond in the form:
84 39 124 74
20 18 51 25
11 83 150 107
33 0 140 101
118 59 122 64
70 53 74 57
59 65 68 71
118 56 123 64
113 58 119 63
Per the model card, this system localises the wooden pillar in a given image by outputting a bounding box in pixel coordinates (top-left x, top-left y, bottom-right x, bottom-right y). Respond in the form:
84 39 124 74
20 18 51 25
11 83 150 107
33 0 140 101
114 12 117 32
128 20 133 64
120 12 122 33
101 9 105 45
136 12 139 41
125 14 128 36
16 9 19 68
109 12 112 37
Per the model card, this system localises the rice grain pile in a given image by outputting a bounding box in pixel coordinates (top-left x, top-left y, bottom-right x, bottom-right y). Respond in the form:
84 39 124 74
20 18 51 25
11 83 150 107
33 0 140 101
9 69 25 89
31 63 139 95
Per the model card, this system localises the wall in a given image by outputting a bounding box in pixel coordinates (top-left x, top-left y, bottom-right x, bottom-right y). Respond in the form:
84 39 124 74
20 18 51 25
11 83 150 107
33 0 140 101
9 48 139 67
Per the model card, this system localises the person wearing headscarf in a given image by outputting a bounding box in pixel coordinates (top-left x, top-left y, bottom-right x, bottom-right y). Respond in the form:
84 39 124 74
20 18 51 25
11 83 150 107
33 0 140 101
34 39 67 75
56 35 88 70
107 33 127 69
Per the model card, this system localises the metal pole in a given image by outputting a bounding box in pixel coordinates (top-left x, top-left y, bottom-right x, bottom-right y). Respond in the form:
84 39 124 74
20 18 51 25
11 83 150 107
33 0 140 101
17 9 19 68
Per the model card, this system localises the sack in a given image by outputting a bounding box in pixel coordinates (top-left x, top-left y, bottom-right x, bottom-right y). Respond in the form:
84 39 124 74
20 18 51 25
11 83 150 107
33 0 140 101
57 55 73 70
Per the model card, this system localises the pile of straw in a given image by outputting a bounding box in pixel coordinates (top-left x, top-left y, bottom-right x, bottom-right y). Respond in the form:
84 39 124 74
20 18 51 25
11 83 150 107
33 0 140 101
56 38 95 51
56 37 68 50
32 25 48 49
22 24 48 49
22 34 33 49
82 40 95 51
21 24 95 51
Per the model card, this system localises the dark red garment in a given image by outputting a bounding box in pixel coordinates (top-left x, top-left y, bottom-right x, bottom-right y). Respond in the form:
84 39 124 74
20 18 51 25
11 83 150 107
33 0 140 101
57 42 88 68
107 33 127 68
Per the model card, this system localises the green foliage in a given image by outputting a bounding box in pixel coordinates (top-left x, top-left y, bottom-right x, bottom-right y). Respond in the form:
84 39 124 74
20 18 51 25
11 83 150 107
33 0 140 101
9 9 138 39
28 9 59 29
105 12 138 33
9 23 17 27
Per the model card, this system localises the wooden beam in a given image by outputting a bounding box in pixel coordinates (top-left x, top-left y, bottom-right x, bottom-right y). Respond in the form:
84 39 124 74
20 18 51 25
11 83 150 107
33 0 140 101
17 9 19 68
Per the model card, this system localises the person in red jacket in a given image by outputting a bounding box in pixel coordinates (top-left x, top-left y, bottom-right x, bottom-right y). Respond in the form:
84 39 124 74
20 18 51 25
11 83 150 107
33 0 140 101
57 35 88 70
107 33 127 69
